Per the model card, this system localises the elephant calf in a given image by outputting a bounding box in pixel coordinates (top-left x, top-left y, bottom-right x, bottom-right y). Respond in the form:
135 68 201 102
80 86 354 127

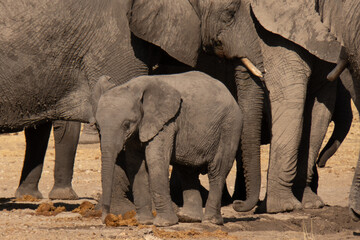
92 71 243 226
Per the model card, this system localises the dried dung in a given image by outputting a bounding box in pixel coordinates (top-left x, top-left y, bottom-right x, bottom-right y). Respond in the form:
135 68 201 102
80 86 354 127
72 201 101 218
35 202 66 216
105 210 138 227
14 195 40 202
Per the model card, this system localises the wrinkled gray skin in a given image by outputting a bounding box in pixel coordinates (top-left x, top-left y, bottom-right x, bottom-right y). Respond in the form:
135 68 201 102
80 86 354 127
14 0 348 215
10 0 355 217
318 0 360 220
94 72 242 227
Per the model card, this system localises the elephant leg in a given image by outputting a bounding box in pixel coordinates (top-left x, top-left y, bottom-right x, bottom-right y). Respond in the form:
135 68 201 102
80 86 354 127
145 124 178 227
258 43 311 213
172 165 203 223
15 122 52 199
124 140 153 224
295 66 337 209
204 129 237 225
49 120 80 200
170 167 232 207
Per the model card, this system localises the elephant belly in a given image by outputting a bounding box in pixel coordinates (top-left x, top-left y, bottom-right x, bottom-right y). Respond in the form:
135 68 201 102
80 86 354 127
173 133 219 169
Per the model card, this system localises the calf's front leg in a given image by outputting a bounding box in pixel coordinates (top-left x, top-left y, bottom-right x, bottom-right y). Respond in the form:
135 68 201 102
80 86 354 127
145 123 178 227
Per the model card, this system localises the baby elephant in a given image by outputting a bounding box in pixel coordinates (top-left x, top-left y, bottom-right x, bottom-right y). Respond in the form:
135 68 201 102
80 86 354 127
93 71 242 226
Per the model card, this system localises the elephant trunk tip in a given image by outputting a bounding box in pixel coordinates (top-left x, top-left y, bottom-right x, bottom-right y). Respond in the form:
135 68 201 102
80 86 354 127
232 197 259 212
316 159 327 168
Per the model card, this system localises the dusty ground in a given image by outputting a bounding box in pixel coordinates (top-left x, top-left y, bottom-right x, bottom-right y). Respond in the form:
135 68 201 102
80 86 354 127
0 104 359 239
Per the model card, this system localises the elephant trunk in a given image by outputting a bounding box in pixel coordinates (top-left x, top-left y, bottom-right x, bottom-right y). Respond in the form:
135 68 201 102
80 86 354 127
232 63 263 212
317 81 353 168
100 135 124 222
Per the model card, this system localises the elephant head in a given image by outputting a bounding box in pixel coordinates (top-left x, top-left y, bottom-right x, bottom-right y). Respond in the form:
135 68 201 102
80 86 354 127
92 75 181 221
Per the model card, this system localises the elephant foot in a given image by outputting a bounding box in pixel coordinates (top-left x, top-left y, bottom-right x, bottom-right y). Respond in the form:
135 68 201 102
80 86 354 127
202 212 223 225
177 207 203 223
301 187 324 209
256 185 302 213
153 212 178 227
48 186 79 200
349 207 360 222
15 186 43 199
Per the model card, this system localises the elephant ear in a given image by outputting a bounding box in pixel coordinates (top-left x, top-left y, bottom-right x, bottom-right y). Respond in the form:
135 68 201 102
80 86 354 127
316 0 344 45
139 80 181 142
250 0 341 62
129 0 201 67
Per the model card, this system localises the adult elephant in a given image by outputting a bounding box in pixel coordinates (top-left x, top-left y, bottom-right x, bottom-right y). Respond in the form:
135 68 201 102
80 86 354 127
169 0 342 213
316 0 360 220
11 0 265 218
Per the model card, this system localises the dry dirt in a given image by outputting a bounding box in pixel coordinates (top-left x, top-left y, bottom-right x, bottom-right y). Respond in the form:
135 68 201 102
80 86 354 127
0 104 359 239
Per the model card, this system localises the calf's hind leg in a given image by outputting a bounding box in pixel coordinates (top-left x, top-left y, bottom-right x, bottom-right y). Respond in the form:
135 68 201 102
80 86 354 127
172 165 203 222
203 137 237 225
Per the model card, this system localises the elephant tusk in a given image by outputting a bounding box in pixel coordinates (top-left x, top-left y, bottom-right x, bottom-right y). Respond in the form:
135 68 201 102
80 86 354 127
241 58 263 78
327 59 349 82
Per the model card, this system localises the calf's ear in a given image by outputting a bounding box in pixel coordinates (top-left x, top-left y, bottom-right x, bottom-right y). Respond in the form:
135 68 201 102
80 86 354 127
139 81 181 142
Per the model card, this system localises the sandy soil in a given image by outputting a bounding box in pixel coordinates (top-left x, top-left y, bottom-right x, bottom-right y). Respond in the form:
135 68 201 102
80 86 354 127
0 104 359 239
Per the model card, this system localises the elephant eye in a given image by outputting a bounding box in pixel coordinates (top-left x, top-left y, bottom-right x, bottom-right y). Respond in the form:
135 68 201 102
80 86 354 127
221 9 236 23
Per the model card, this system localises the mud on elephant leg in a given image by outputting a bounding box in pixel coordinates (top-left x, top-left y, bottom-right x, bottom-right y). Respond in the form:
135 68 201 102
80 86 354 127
49 121 80 200
15 122 52 199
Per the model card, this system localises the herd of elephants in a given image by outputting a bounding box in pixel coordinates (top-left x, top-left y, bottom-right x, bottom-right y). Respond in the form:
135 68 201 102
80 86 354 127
1 0 360 227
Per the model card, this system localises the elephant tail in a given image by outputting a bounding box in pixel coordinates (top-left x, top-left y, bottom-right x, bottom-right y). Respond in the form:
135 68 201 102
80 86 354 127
317 80 353 168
